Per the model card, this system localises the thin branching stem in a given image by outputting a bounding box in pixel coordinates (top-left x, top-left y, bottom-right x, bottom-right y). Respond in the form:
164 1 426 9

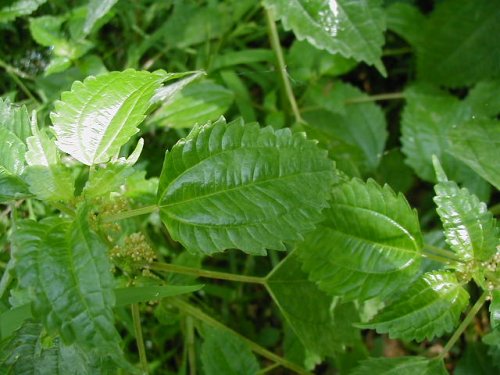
131 303 149 374
151 262 266 285
345 92 405 104
424 244 463 262
101 205 158 222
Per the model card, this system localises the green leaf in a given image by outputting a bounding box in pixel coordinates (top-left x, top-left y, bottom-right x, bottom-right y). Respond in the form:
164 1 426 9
83 0 119 35
263 0 386 74
266 250 361 357
490 290 500 330
0 0 47 23
51 69 167 165
359 271 469 341
448 119 500 190
0 304 32 340
455 341 499 375
385 2 425 47
351 356 447 375
24 118 75 201
200 325 260 375
400 84 489 199
11 208 122 355
0 98 31 142
157 119 335 255
151 81 234 129
416 0 500 87
114 284 203 306
298 178 422 301
0 127 26 176
433 157 498 262
465 80 500 118
29 15 66 47
301 81 387 176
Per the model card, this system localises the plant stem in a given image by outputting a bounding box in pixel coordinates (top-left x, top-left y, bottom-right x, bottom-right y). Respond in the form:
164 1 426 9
51 202 75 217
265 7 304 124
131 303 148 374
0 58 34 80
345 92 405 104
257 363 280 374
151 262 266 285
171 299 312 375
424 244 463 262
421 252 454 265
101 205 158 223
186 316 196 375
438 291 488 360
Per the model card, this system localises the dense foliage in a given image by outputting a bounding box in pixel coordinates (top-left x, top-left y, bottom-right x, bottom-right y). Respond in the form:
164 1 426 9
0 0 499 374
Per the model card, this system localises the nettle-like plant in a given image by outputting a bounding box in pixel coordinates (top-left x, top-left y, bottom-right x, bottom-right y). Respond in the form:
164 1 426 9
0 0 499 374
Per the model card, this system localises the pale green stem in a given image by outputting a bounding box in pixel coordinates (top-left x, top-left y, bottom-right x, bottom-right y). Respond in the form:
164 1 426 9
151 262 266 285
421 252 454 265
424 244 463 262
257 363 280 374
51 201 75 217
345 92 405 104
171 299 312 375
131 303 148 374
101 205 158 223
6 70 39 104
438 291 488 360
0 58 34 80
187 316 196 375
264 7 304 124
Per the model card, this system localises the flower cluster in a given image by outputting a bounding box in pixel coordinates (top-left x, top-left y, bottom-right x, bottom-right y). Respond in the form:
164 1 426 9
109 232 156 275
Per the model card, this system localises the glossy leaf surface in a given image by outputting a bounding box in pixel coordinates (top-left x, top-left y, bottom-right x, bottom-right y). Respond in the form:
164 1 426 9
359 271 469 341
298 178 422 301
158 119 335 255
51 69 166 165
263 0 386 74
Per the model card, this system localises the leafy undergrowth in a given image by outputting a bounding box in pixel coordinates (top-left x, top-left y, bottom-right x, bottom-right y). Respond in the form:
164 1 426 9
0 1 499 374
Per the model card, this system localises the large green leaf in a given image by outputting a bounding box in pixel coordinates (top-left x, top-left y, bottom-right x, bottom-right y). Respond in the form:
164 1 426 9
455 341 499 375
448 119 500 190
51 69 167 165
11 208 122 355
433 157 498 262
416 0 500 87
151 81 234 129
465 80 500 118
0 0 47 23
301 81 387 177
359 271 469 341
157 119 335 255
351 356 447 375
263 0 386 74
400 84 489 199
385 2 425 47
266 250 361 357
200 325 260 375
298 178 422 301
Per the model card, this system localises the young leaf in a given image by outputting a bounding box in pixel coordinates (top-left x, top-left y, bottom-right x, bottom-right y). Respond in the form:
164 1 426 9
263 0 386 75
11 208 122 355
83 0 119 35
448 119 500 190
51 69 167 165
433 157 498 262
298 178 422 301
416 0 500 87
157 119 335 255
359 271 469 341
0 0 47 23
151 81 234 129
351 356 447 375
266 250 361 357
200 325 260 375
0 98 31 142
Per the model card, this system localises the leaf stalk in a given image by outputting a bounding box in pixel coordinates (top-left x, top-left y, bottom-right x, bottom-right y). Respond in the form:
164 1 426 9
131 303 149 374
101 205 158 223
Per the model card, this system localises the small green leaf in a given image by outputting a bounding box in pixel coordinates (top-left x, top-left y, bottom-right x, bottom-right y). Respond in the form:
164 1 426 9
0 0 47 23
83 0 119 35
114 284 203 306
0 98 31 142
433 157 498 262
491 291 500 330
359 271 469 341
11 208 122 354
158 119 335 255
51 69 167 165
448 119 500 190
151 81 234 129
298 178 422 301
266 251 361 357
385 2 425 47
29 15 66 47
263 0 386 74
416 0 500 87
351 356 447 375
201 325 260 375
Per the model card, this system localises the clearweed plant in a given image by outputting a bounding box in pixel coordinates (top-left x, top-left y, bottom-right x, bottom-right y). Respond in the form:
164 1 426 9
0 0 499 374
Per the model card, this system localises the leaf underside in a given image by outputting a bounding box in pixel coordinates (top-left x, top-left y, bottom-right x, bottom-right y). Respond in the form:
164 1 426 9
298 178 422 301
157 119 335 255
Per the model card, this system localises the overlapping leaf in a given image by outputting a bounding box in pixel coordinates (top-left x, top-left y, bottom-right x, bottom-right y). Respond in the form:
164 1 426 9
51 69 167 165
201 325 260 375
11 207 122 355
448 119 500 190
465 80 500 118
266 251 361 357
263 0 386 74
416 0 500 87
359 271 469 341
298 178 422 301
0 0 47 23
83 0 119 35
157 119 335 255
351 356 447 375
433 157 498 262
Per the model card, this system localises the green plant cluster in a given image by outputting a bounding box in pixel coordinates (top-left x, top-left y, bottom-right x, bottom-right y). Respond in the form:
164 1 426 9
0 0 499 374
